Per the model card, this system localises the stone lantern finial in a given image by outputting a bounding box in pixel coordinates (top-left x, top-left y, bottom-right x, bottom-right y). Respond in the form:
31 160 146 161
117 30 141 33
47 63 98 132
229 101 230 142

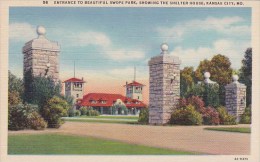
232 75 239 83
161 43 169 54
36 26 46 38
204 72 210 79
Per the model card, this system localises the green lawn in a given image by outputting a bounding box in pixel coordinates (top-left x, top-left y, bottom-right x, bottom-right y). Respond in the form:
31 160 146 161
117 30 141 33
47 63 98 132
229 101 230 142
79 115 139 120
64 118 138 124
204 127 251 133
8 134 196 155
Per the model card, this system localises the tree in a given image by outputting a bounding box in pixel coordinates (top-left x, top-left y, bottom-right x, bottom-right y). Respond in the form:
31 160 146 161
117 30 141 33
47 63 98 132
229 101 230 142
24 69 61 107
41 96 69 128
239 48 252 106
180 67 195 97
194 54 233 105
8 71 24 99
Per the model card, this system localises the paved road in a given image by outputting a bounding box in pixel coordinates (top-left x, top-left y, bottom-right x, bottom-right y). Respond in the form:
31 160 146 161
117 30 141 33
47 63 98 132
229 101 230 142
9 122 250 155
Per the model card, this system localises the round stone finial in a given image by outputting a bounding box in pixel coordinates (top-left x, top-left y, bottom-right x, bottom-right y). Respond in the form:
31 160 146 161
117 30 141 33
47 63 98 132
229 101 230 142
232 75 239 82
204 72 210 79
161 43 169 54
36 25 46 36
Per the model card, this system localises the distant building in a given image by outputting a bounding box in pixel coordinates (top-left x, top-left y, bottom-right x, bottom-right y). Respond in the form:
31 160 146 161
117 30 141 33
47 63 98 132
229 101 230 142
124 81 145 101
63 77 85 103
78 93 146 115
23 26 60 82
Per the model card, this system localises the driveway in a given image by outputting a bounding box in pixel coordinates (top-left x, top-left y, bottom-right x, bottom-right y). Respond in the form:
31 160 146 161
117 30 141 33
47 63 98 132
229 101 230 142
9 122 250 155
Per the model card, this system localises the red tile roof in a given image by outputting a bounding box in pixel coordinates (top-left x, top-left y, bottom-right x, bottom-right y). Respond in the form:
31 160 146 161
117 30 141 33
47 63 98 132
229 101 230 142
63 77 85 83
79 93 146 108
124 81 145 87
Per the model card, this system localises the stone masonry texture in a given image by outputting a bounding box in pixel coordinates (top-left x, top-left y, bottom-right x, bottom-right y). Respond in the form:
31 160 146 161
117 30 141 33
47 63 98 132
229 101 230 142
148 50 181 125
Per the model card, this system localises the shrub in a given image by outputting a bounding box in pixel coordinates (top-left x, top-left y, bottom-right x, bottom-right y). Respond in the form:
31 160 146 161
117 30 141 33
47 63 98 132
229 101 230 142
138 108 149 124
8 91 21 106
240 107 251 124
87 109 100 116
170 105 202 125
28 112 47 130
8 104 45 130
186 96 205 112
68 107 76 117
79 107 87 116
201 106 220 125
75 110 81 116
41 96 69 128
217 106 237 125
187 83 220 107
8 104 31 130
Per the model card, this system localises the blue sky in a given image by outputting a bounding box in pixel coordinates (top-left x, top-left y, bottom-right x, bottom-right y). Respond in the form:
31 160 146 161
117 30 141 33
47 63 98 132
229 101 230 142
9 7 251 82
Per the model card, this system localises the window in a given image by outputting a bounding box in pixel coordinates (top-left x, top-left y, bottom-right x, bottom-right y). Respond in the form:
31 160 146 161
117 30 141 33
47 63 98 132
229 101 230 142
76 94 79 98
101 100 106 104
138 96 139 99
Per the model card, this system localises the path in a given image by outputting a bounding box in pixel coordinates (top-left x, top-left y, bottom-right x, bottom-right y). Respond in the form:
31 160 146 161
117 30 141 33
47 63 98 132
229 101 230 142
9 122 250 155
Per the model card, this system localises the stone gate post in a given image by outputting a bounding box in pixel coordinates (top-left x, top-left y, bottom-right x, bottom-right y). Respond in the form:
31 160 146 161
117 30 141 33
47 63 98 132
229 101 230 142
148 43 181 125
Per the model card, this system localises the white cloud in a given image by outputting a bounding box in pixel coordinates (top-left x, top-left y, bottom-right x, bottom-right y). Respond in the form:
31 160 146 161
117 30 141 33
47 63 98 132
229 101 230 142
157 16 250 42
9 22 36 42
66 31 145 61
170 39 250 69
67 31 111 47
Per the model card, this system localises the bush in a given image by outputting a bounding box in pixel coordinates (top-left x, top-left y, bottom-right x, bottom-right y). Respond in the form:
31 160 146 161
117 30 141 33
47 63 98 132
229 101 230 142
240 107 251 124
187 83 220 107
79 107 87 116
138 108 149 124
201 106 220 125
8 91 21 106
170 105 202 125
87 109 100 116
68 107 76 117
178 96 219 125
41 96 69 128
217 106 237 125
8 104 45 130
28 112 47 130
75 110 81 116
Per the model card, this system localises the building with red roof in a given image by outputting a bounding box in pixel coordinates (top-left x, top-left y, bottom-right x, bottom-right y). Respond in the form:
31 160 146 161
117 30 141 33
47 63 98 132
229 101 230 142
63 77 85 103
124 80 145 101
78 93 146 115
63 75 147 115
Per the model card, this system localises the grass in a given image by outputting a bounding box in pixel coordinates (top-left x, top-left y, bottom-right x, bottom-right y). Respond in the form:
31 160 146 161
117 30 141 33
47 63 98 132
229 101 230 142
79 115 139 120
8 134 196 155
64 118 138 124
204 127 251 133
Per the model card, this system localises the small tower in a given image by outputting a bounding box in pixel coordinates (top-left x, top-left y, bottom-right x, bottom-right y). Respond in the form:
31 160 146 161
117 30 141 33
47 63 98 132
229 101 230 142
225 75 247 122
148 43 181 124
63 77 85 103
23 26 60 82
124 67 145 101
124 81 145 101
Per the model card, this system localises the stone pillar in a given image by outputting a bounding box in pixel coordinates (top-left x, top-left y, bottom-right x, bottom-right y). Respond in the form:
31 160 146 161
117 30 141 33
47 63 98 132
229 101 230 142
23 26 60 82
148 43 181 125
225 75 247 122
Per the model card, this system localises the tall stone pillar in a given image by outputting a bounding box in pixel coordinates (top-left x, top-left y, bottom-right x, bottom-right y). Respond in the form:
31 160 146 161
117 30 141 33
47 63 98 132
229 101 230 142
23 26 60 82
225 75 247 122
148 43 181 125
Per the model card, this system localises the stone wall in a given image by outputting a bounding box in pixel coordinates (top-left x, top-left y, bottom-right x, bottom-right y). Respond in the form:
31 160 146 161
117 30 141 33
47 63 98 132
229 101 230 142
148 44 181 124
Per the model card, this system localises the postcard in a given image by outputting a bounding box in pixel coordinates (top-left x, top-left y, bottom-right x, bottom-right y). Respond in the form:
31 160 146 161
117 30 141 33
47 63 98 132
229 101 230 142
0 0 259 162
